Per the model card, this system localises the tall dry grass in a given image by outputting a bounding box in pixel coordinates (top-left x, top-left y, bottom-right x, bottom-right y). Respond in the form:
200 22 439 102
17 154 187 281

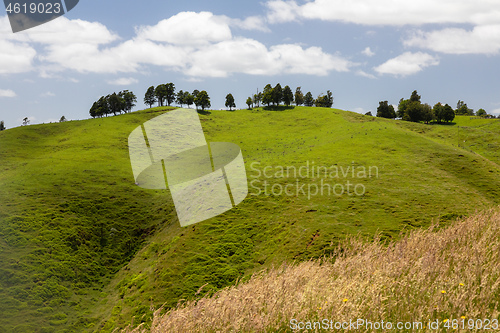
123 208 500 332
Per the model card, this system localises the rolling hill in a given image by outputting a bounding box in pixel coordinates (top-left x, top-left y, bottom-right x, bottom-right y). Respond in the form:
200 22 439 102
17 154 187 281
0 106 499 332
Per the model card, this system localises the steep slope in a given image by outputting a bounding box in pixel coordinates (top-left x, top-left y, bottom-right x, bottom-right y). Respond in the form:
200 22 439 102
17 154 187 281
0 107 498 332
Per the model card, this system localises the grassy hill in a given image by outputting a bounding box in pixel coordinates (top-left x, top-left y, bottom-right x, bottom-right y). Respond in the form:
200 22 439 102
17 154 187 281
0 107 499 332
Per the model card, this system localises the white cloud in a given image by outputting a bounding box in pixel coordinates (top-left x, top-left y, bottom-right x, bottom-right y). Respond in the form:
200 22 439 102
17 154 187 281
185 39 353 77
0 12 354 78
40 91 55 97
0 19 36 74
136 12 232 45
405 25 500 54
265 0 500 26
227 16 270 32
266 0 301 24
362 47 375 57
356 70 376 79
107 77 139 86
374 52 439 76
0 89 16 97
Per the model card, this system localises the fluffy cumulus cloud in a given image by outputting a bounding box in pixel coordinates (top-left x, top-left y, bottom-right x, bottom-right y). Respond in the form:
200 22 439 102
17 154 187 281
405 25 500 55
265 0 500 26
136 12 232 45
0 89 17 97
0 11 354 78
374 52 439 76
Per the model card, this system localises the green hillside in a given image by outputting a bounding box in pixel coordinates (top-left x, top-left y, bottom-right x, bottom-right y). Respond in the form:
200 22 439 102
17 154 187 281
0 107 499 332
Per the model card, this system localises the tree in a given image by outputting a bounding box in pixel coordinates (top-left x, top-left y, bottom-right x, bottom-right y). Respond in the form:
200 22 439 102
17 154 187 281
184 92 194 108
225 93 236 111
282 85 294 106
443 104 455 122
176 90 185 107
144 86 156 108
376 101 396 119
246 97 253 109
324 90 334 108
22 117 30 126
295 87 304 106
304 92 314 107
397 98 410 118
272 83 283 106
410 90 421 103
421 103 434 124
119 90 136 113
455 100 474 115
433 103 444 123
192 89 200 98
59 116 67 122
0 120 5 131
365 111 373 116
253 92 262 108
165 83 176 106
97 96 110 117
154 84 167 107
262 84 273 107
477 108 487 117
195 90 211 111
405 101 424 122
108 93 123 116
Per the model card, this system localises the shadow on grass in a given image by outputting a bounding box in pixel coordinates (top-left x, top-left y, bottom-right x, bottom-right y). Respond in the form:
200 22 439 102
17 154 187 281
197 110 212 115
262 105 295 112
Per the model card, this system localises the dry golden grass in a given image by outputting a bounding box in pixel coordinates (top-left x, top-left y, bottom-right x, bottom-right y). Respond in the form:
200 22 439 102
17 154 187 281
123 208 500 332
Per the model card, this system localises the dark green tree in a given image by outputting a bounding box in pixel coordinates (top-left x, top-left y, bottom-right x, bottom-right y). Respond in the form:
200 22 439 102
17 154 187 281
433 103 444 123
253 92 262 108
0 120 5 131
155 84 167 107
365 111 373 116
59 116 67 122
304 92 314 107
90 101 99 118
397 98 410 118
262 84 273 107
119 90 136 113
376 101 396 118
185 92 194 108
144 86 156 108
477 108 487 117
324 90 334 107
195 90 211 111
96 96 110 117
192 89 200 98
108 93 124 116
295 87 304 106
176 90 185 107
225 93 236 111
443 104 455 122
272 83 283 106
421 103 434 124
455 100 474 115
282 85 294 106
246 97 253 109
165 83 176 106
405 101 424 122
22 117 30 126
410 90 421 102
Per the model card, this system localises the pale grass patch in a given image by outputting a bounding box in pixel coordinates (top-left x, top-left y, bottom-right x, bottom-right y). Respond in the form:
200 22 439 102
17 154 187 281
123 208 500 332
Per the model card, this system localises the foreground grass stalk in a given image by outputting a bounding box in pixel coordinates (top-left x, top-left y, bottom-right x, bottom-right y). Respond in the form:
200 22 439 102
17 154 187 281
124 208 500 332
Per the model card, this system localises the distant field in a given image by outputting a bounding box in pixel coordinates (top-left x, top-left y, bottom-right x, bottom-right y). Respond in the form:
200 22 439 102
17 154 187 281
0 107 499 332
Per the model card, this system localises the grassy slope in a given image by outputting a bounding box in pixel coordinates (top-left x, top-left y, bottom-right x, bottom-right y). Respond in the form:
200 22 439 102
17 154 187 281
128 208 500 333
0 107 499 332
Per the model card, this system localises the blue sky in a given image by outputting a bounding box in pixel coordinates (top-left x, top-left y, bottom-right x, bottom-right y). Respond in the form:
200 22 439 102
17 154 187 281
1 0 500 128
